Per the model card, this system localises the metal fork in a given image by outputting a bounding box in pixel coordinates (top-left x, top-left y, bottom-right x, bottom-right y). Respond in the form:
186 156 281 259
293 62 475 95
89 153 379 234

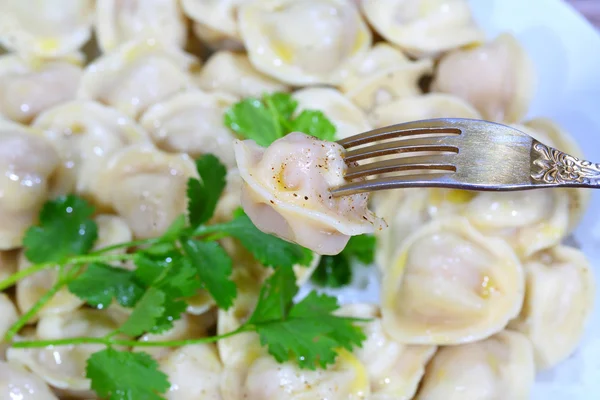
331 118 600 197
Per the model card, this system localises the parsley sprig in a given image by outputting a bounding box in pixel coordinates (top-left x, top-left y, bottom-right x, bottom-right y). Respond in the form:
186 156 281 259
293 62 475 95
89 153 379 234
0 95 369 399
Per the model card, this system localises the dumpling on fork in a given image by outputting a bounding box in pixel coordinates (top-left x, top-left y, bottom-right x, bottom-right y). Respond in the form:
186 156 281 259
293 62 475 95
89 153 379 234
234 132 386 255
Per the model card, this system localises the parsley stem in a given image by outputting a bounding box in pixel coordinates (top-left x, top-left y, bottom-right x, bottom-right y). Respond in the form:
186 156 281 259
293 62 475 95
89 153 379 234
4 278 68 342
89 238 161 255
0 261 56 291
10 326 250 349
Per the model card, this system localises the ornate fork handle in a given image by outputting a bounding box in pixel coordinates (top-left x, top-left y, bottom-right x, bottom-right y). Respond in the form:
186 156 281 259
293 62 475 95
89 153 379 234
531 141 600 187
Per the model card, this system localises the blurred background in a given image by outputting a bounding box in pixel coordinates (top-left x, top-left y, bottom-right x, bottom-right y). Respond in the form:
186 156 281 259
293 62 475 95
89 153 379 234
567 0 600 28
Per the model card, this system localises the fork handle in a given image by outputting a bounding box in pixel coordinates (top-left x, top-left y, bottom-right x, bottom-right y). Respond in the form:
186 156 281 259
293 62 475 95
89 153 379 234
531 142 600 188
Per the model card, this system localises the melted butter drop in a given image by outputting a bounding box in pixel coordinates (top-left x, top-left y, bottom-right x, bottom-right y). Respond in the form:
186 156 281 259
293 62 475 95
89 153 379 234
336 349 370 397
270 39 294 64
352 30 367 53
479 275 497 299
38 38 60 53
446 189 476 204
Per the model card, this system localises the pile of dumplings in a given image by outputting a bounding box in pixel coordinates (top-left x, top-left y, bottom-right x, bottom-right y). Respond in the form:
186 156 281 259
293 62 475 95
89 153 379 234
0 0 595 399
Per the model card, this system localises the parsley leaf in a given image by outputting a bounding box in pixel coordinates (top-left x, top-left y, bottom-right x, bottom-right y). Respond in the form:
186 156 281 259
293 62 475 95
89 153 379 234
68 263 144 308
311 254 351 288
86 348 170 400
206 210 312 269
224 92 338 146
312 235 376 288
23 195 98 263
181 239 236 310
290 110 336 141
187 154 227 227
119 288 165 337
247 267 366 369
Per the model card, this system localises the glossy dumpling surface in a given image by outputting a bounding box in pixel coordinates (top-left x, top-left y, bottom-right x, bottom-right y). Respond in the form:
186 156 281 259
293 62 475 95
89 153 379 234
381 217 524 345
238 0 372 85
0 360 59 400
416 330 535 400
234 132 386 255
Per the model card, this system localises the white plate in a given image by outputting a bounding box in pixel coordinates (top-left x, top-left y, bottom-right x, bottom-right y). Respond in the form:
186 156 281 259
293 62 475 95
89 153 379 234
302 1 600 398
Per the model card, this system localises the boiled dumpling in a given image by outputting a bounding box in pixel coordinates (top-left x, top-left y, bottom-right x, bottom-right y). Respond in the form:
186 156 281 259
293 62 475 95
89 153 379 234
182 0 248 51
96 146 199 239
0 54 83 124
0 293 18 343
234 132 386 255
238 0 372 85
362 0 484 58
95 0 188 52
338 304 436 399
508 246 595 370
381 217 524 345
369 93 481 128
16 214 132 321
32 100 151 206
339 43 434 112
195 51 288 98
0 0 94 57
160 344 224 400
432 33 535 123
0 360 59 400
223 349 371 400
78 39 199 118
139 90 238 167
292 87 372 139
416 330 535 400
0 121 60 250
7 308 129 395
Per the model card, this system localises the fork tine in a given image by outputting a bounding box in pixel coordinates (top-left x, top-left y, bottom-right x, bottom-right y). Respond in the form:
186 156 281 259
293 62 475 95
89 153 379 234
332 174 454 197
337 119 462 149
345 155 456 179
344 137 459 163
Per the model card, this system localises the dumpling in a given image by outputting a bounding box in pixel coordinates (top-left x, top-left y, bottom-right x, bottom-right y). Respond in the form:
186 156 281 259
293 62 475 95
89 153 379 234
182 0 248 51
0 293 18 343
381 217 525 345
339 44 434 112
135 313 211 362
432 33 536 123
78 39 199 118
508 246 595 370
139 90 238 167
32 100 151 206
338 304 436 400
361 0 484 58
416 330 535 400
16 214 131 321
292 87 372 139
0 54 83 124
96 146 199 239
0 250 18 282
95 0 188 52
7 308 129 395
195 51 288 98
0 360 59 400
160 344 224 400
234 132 386 255
0 121 60 250
0 0 94 57
369 93 481 128
238 0 372 85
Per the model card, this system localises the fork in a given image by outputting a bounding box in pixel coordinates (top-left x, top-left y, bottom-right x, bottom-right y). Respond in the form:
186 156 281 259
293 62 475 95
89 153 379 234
331 118 600 197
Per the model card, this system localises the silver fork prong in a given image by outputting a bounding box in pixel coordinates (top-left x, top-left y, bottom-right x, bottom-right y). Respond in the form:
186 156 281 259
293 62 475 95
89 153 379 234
331 174 454 197
345 154 456 180
336 120 462 149
344 137 459 163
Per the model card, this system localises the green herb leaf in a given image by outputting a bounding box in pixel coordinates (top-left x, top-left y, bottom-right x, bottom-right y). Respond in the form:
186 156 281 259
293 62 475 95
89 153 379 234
207 210 312 269
119 288 166 337
290 110 336 141
68 263 144 309
311 254 352 288
23 195 98 263
247 267 366 370
344 235 377 264
187 154 227 227
181 239 236 310
86 348 170 400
